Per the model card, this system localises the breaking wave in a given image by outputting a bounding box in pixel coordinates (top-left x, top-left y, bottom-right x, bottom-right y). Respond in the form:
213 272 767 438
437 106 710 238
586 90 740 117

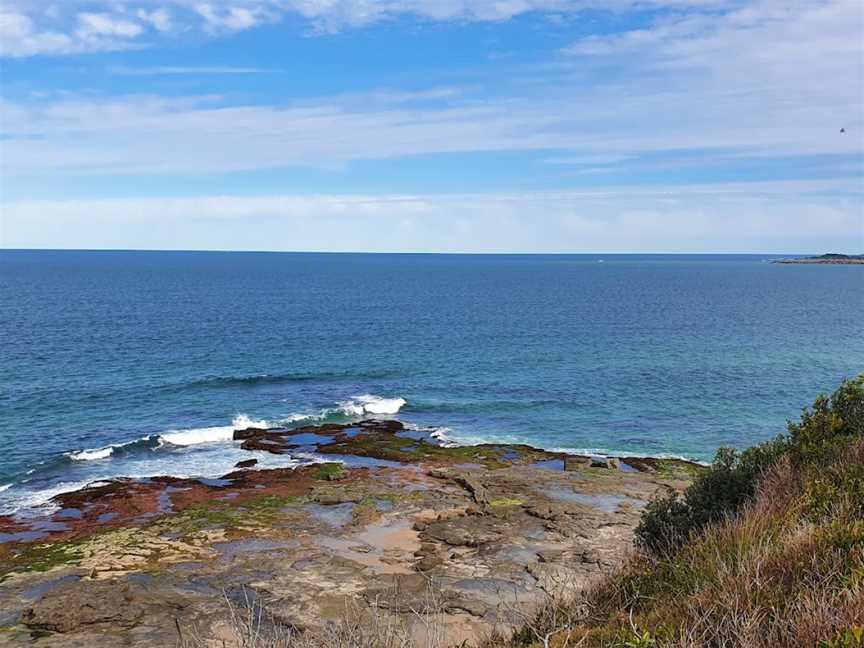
339 394 407 416
59 395 406 466
160 414 269 447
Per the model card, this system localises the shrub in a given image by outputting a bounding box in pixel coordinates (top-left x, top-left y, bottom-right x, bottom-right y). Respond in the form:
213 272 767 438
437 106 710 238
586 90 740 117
635 375 864 555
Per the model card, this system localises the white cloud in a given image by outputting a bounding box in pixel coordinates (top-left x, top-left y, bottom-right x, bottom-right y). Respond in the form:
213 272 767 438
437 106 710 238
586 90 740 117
136 8 172 32
76 12 144 39
0 0 749 57
0 8 145 57
194 3 266 31
2 182 861 252
0 10 73 57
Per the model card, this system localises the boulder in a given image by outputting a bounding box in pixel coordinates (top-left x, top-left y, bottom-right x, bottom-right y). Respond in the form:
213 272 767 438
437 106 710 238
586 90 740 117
233 427 267 441
234 458 258 469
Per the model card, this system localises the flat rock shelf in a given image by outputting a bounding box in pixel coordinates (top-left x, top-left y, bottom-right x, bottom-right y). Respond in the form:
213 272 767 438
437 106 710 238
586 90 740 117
0 419 704 647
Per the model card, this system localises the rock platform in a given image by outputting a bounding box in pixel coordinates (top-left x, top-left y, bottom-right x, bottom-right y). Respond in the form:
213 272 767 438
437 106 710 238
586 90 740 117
0 420 702 646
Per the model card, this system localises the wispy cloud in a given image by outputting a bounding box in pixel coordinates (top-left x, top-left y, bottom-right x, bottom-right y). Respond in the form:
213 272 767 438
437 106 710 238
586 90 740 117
108 65 270 75
543 154 634 165
3 181 861 253
0 0 758 58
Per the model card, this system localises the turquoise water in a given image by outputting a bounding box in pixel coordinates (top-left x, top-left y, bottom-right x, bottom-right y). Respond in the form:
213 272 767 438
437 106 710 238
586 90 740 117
1 251 861 513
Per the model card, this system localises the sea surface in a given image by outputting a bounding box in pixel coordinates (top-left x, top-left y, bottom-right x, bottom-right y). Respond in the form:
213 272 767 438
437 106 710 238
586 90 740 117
1 251 862 514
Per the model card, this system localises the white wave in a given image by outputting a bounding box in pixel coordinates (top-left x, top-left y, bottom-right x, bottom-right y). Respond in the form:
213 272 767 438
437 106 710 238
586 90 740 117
428 426 460 448
0 483 11 493
160 414 268 447
0 479 104 517
341 394 407 416
68 446 114 461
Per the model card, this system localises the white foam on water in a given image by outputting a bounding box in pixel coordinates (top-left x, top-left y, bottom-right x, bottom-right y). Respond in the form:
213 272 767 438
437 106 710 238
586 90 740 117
1 479 103 517
160 414 268 447
0 484 11 493
67 446 115 461
428 426 460 448
0 446 305 516
340 394 407 416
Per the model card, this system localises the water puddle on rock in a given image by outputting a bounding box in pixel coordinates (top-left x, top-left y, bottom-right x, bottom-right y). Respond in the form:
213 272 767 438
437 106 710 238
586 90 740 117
287 433 336 446
22 574 81 600
530 459 565 471
315 518 419 574
304 503 354 528
541 488 637 513
214 538 300 562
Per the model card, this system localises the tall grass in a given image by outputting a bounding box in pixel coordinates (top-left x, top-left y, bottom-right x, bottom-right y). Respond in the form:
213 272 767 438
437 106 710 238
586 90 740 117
511 376 864 648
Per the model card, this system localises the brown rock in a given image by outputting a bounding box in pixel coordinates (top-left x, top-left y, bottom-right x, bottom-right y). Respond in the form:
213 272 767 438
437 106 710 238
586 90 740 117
233 427 267 441
234 458 258 469
415 553 444 572
21 581 184 633
536 549 564 563
564 456 590 471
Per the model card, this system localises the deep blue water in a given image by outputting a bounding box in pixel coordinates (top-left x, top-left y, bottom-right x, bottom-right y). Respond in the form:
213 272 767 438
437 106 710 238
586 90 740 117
1 251 862 513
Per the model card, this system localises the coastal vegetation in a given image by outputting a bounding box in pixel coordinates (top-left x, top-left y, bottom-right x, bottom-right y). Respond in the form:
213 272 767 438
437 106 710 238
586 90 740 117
509 374 864 648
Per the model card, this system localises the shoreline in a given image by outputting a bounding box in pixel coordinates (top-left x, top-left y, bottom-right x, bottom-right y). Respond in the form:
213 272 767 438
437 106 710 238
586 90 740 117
0 419 708 519
0 419 703 645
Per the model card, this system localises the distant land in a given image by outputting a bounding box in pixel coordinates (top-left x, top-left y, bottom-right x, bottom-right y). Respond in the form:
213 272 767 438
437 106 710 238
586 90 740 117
774 253 864 265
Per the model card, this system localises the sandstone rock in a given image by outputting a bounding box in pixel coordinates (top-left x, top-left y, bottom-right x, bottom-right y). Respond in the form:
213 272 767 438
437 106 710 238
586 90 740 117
415 553 444 572
452 474 489 508
422 518 501 547
21 581 185 633
414 543 438 557
536 549 564 563
564 456 590 471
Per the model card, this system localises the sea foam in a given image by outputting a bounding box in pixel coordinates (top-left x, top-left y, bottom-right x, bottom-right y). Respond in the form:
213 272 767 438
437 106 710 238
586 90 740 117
160 414 268 447
68 446 115 461
340 394 407 416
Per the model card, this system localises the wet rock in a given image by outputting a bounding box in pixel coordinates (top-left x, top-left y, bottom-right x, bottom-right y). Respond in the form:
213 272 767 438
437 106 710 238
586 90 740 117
21 580 185 633
590 457 620 469
234 459 258 469
233 427 268 441
312 490 363 505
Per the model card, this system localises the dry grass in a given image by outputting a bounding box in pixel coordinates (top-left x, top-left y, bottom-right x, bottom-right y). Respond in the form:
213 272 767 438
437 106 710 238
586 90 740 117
177 580 458 648
529 437 864 648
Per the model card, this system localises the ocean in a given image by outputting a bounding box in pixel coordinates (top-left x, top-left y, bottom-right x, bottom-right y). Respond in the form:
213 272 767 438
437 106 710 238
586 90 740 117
1 250 861 514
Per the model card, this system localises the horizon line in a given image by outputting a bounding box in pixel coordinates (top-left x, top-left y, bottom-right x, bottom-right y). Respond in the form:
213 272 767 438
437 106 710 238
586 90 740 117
0 248 841 257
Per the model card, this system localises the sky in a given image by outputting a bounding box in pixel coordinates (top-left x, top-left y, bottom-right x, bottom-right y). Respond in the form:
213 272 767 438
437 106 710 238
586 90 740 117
0 0 862 253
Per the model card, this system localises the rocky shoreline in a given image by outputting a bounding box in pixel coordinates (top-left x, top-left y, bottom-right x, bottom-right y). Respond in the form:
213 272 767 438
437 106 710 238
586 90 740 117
0 420 703 647
773 253 864 264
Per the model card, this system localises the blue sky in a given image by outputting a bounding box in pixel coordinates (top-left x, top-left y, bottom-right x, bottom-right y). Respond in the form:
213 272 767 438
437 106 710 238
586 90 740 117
0 0 862 252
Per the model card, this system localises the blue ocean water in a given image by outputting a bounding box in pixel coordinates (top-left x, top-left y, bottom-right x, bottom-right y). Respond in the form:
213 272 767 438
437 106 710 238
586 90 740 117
1 250 862 513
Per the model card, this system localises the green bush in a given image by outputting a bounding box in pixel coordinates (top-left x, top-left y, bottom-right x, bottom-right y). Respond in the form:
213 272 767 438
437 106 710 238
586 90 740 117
636 375 864 555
